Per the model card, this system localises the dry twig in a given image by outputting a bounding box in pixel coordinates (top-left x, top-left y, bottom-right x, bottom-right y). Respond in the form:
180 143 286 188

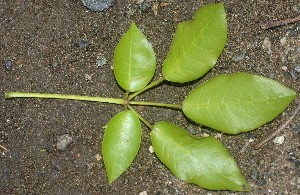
0 144 8 151
260 15 300 30
256 103 300 149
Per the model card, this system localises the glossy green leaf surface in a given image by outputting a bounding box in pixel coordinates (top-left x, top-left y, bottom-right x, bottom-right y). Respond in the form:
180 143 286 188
102 110 141 184
151 122 251 191
114 22 156 92
162 3 227 83
183 73 296 134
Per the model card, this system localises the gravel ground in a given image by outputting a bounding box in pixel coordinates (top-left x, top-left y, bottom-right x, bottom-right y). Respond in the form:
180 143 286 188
1 0 299 194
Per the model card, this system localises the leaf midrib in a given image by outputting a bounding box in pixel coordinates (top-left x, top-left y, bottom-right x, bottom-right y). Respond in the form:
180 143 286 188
155 128 236 188
185 96 292 108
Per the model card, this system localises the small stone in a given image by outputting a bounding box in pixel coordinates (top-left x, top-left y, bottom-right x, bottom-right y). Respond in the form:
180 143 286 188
289 71 298 80
4 60 13 70
84 73 94 81
251 170 259 180
81 0 115 11
152 2 159 16
148 146 154 153
75 39 89 48
139 191 147 195
240 142 250 153
187 124 198 135
215 133 222 138
280 37 287 46
95 153 102 161
262 37 272 54
138 0 152 12
56 134 73 150
259 160 265 165
291 5 299 12
281 66 288 71
294 64 300 73
96 55 107 67
248 138 254 143
288 151 297 161
291 124 300 133
269 72 275 79
273 136 284 145
295 159 300 169
232 51 245 62
136 0 144 4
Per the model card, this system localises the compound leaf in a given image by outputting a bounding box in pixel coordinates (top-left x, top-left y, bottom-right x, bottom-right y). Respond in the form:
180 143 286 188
114 22 156 92
102 110 141 184
151 121 251 191
183 73 296 134
162 3 227 83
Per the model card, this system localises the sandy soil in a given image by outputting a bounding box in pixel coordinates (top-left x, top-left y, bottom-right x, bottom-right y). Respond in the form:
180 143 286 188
1 1 299 194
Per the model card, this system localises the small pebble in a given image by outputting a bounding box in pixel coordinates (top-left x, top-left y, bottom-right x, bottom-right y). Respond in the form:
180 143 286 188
148 146 154 153
187 124 197 135
95 153 102 161
280 37 287 46
84 73 94 81
294 64 300 73
139 191 147 195
96 55 107 67
273 136 284 145
288 151 297 161
289 71 298 80
75 39 89 48
4 60 13 70
251 170 259 180
138 0 152 12
281 66 288 71
295 159 300 169
81 0 115 11
136 0 144 4
152 2 159 16
262 37 272 55
291 124 300 133
56 134 73 150
232 51 245 62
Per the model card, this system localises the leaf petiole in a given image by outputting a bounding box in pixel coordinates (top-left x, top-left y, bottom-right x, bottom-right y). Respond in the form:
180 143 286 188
129 101 182 109
128 77 165 100
5 92 126 105
127 105 153 129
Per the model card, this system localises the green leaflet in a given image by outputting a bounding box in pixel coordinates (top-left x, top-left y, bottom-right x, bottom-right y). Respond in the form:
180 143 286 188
162 3 227 83
151 122 251 191
114 22 156 92
102 110 141 184
183 73 296 134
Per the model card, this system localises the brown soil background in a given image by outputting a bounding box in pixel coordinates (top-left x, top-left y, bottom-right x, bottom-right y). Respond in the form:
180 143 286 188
1 1 299 194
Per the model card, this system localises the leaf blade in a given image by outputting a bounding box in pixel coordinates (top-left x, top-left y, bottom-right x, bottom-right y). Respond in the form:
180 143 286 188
102 110 141 184
114 22 156 92
183 73 296 134
162 3 227 83
151 122 251 191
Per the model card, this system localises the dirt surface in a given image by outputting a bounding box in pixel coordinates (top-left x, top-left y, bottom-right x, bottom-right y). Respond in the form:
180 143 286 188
1 0 300 194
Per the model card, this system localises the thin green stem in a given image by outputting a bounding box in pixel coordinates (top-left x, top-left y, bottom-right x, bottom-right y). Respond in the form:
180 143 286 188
127 105 153 129
129 101 182 109
124 91 129 99
124 91 130 110
5 92 125 105
128 77 165 100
